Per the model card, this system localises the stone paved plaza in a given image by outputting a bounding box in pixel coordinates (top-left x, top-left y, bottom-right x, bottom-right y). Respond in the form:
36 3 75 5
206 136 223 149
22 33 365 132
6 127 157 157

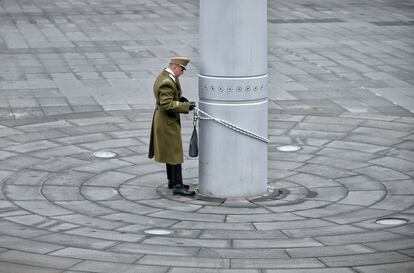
0 0 413 272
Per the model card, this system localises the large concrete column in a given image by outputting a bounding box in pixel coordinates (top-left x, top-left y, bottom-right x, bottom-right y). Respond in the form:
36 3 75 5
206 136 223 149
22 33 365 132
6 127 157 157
198 0 268 198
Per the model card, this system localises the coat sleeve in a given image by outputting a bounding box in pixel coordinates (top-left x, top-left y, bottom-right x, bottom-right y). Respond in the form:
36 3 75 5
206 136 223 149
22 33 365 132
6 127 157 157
158 83 190 113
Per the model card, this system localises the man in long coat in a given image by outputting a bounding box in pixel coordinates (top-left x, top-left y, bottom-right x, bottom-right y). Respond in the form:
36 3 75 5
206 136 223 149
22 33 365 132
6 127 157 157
148 57 196 196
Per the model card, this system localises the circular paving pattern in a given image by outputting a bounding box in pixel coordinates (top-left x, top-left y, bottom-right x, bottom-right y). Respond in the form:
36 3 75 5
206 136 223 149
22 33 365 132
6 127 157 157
0 112 413 272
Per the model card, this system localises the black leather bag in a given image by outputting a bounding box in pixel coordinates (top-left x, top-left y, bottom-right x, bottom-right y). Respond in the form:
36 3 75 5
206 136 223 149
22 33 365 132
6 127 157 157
189 125 198 157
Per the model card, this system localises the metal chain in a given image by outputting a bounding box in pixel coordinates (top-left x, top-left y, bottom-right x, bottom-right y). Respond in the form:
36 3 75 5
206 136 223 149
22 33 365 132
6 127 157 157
194 107 269 143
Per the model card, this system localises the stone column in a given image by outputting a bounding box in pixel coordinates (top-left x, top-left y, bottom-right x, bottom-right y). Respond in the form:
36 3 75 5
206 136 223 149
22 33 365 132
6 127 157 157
198 0 268 198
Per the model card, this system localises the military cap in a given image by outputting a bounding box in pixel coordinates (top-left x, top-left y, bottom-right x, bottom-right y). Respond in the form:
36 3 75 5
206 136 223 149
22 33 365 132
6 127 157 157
170 57 190 70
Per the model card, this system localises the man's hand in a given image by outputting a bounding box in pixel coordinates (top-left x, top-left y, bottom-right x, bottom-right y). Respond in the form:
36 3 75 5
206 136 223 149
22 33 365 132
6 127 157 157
189 101 196 110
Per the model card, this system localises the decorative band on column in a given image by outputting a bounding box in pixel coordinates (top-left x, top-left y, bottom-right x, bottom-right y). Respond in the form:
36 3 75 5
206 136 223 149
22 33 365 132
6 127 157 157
199 74 268 101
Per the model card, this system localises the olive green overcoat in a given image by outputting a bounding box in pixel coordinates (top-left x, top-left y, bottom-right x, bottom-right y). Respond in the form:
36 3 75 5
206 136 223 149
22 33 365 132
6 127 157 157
148 69 190 164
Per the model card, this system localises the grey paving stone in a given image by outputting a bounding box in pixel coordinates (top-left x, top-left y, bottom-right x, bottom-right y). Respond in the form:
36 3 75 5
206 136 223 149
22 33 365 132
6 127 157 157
337 190 385 206
356 165 410 181
316 147 375 161
308 155 371 170
148 210 225 222
14 201 74 216
364 237 414 252
336 175 385 191
98 200 161 215
226 212 304 223
5 129 66 143
42 185 85 201
69 260 168 273
346 134 406 146
66 227 144 242
56 200 118 216
30 157 88 172
371 195 414 211
382 180 414 195
34 233 116 250
287 244 374 258
0 235 64 254
4 185 44 200
231 257 325 269
0 150 16 160
254 219 335 231
4 139 59 153
199 248 288 259
353 261 414 273
369 156 414 172
324 208 396 225
142 237 230 248
6 169 49 186
295 164 356 179
169 269 259 273
138 255 230 268
265 269 355 273
0 127 24 137
316 231 403 246
50 247 142 263
4 214 51 227
71 158 133 173
285 173 341 188
172 221 255 231
57 124 120 136
30 145 89 159
320 251 412 267
0 261 61 273
81 186 121 201
196 206 270 215
233 238 323 249
306 187 348 202
98 212 177 227
295 122 356 133
353 126 410 139
0 221 49 238
289 129 346 139
265 200 331 213
282 225 366 238
69 116 130 126
52 214 125 230
111 242 199 257
326 140 388 153
0 250 80 269
362 120 414 131
118 185 159 200
44 170 94 186
16 120 73 132
200 230 287 240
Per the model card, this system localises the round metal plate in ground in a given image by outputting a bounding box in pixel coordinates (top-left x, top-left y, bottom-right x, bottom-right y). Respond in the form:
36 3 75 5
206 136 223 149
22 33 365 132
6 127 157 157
276 145 302 152
144 229 174 235
375 218 408 226
93 150 118 159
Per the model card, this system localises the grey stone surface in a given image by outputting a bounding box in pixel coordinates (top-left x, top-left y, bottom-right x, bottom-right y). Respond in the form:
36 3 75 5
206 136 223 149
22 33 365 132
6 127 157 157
0 250 80 269
0 0 413 272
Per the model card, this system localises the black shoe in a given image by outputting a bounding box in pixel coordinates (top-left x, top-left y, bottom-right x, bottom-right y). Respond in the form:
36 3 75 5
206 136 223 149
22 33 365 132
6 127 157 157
168 180 189 189
173 185 195 196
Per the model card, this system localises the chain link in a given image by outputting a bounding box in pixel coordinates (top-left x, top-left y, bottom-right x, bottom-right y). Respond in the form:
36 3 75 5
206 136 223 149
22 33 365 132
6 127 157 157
194 107 269 143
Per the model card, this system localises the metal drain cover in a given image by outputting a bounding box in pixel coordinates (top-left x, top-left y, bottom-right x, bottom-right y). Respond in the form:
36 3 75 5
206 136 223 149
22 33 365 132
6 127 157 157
144 229 174 235
276 145 302 152
93 150 117 159
375 218 408 226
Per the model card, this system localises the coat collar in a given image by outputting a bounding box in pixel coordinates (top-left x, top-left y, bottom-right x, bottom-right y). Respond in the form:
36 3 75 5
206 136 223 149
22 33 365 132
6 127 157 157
164 68 176 82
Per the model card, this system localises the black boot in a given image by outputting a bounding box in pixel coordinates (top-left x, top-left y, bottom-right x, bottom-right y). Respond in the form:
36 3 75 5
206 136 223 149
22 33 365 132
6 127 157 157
167 163 189 189
166 164 173 189
171 164 195 196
